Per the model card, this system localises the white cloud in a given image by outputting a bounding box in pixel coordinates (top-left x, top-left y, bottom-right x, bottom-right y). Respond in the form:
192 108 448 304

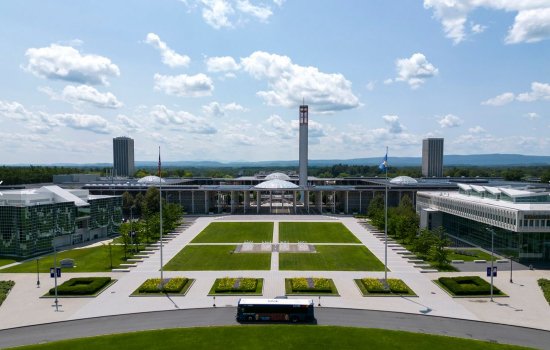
516 82 550 102
145 33 190 68
0 100 32 120
263 114 327 140
24 44 120 85
226 133 255 145
240 51 360 112
468 125 485 133
482 92 515 106
394 53 438 89
53 113 112 134
382 115 404 133
483 82 550 106
116 114 143 132
150 105 217 134
424 1 550 44
154 73 214 97
202 101 247 117
201 0 235 29
366 81 376 91
471 22 486 34
41 85 123 109
524 112 540 120
236 0 272 21
206 56 240 72
438 114 463 128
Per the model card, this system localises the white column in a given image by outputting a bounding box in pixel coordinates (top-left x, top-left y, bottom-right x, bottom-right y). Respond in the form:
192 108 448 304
231 191 236 214
270 191 273 214
345 191 349 214
191 191 195 214
257 191 261 214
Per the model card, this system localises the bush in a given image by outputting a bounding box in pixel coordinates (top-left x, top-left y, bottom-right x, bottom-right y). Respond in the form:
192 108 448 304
162 278 188 293
138 278 189 293
438 276 501 296
50 277 111 296
387 279 409 294
0 280 15 306
360 278 411 294
215 278 257 293
290 278 332 292
361 278 389 293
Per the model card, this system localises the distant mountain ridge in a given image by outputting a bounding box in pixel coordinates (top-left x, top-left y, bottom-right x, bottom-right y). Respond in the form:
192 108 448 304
23 154 550 168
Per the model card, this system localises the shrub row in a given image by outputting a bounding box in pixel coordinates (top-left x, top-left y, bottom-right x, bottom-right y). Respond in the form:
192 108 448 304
50 277 111 296
438 276 501 296
360 278 409 294
290 278 332 292
538 279 550 305
138 278 188 293
0 280 15 306
215 278 257 293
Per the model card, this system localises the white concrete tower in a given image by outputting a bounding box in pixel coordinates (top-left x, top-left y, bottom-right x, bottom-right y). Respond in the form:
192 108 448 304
299 104 308 193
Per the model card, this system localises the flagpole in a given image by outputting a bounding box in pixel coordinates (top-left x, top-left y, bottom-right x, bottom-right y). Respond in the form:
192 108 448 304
384 146 388 284
159 146 164 284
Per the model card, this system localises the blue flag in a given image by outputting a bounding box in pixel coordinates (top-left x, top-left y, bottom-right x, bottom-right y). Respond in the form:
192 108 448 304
379 149 388 171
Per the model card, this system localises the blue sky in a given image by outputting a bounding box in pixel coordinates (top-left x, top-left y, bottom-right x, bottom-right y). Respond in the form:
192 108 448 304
0 0 549 164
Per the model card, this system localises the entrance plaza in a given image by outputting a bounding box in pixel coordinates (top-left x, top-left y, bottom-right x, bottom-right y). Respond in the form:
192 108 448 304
1 215 550 331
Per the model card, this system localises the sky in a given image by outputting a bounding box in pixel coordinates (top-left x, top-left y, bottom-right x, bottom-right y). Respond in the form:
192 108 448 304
0 0 549 164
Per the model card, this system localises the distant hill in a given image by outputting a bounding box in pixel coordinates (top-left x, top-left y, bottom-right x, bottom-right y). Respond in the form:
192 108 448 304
7 154 550 168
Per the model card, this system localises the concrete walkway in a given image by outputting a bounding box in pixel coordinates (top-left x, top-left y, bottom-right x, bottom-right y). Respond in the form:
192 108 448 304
1 215 549 335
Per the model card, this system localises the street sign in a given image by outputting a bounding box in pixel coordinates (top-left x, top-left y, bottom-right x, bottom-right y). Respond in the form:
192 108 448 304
50 267 55 278
50 267 61 278
486 266 497 277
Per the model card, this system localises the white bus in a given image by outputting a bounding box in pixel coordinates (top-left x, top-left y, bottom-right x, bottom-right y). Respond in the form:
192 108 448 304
236 298 315 322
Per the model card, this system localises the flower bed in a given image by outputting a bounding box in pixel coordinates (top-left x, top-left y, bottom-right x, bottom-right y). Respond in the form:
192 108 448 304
437 276 503 296
0 280 15 307
209 278 263 295
49 277 112 296
356 278 415 296
537 279 550 305
137 278 190 294
285 278 338 295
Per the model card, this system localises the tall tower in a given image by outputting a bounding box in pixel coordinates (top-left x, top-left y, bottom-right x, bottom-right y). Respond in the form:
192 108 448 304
113 136 135 177
422 138 444 177
299 104 308 191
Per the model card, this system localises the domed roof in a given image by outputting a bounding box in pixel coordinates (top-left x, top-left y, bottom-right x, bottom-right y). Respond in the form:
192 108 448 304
137 175 166 184
265 172 291 181
254 179 299 189
389 176 418 185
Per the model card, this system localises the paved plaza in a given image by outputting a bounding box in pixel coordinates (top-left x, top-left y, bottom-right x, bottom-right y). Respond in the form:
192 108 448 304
1 215 549 332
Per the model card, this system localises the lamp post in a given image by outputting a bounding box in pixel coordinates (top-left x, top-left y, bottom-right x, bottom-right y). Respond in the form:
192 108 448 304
509 256 513 284
485 227 495 302
53 243 59 312
36 258 40 288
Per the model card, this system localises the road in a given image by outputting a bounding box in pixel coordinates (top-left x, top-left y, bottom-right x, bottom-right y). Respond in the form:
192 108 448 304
1 308 549 349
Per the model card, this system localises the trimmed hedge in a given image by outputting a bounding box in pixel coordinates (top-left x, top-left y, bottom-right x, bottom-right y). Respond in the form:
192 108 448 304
49 277 111 296
0 280 15 306
538 279 550 305
361 278 409 294
438 276 501 296
215 278 257 293
138 278 189 293
290 278 332 292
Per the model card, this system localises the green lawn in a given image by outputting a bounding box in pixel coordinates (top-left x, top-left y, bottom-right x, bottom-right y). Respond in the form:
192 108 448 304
0 259 16 268
280 245 384 271
191 222 273 243
164 245 271 270
447 249 497 262
2 245 130 273
8 326 531 350
279 222 360 243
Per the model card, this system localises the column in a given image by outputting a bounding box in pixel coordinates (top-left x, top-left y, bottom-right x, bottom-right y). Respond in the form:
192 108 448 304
345 191 349 214
269 191 273 214
191 191 195 214
332 191 336 213
257 191 261 214
243 191 249 214
204 191 209 214
293 191 297 214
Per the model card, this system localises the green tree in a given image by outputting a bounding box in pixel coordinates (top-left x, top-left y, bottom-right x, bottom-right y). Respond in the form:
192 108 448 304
429 228 451 267
142 187 160 217
412 228 436 258
121 191 134 218
367 194 385 229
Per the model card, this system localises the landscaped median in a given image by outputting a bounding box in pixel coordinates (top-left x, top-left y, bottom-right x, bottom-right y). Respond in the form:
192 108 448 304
285 278 339 296
208 277 263 295
0 280 15 307
355 278 416 297
132 277 194 296
43 277 115 297
434 276 506 298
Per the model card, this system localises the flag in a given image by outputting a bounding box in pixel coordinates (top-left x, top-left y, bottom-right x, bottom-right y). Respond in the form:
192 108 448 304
158 146 161 178
379 148 388 171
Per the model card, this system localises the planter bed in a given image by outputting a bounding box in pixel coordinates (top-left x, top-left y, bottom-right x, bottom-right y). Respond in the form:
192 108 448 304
132 277 194 296
44 277 115 297
208 278 263 295
434 276 507 298
285 278 339 296
538 279 550 305
0 280 15 307
355 278 416 297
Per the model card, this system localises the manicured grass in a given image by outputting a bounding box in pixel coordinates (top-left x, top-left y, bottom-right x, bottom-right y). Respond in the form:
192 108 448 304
1 245 131 273
279 222 360 243
280 245 385 271
285 278 339 295
355 278 416 297
164 245 271 270
45 277 114 297
7 326 531 350
191 222 273 243
435 276 506 297
208 278 263 295
447 249 496 262
0 280 15 307
0 259 16 268
133 278 194 296
538 279 550 305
